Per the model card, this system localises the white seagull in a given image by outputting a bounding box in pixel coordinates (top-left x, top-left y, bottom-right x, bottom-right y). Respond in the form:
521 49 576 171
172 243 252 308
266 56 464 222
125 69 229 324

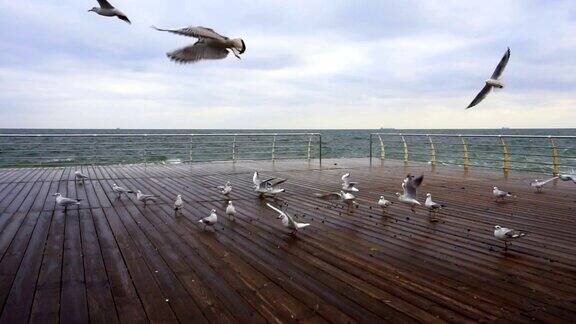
74 170 89 184
136 190 158 207
315 190 358 212
492 187 513 201
377 196 392 211
559 171 576 183
199 209 218 230
53 193 81 212
88 0 131 24
253 172 286 197
466 47 511 109
112 183 133 198
341 173 359 192
217 181 232 195
530 177 558 192
396 174 423 213
494 225 526 250
425 193 445 213
266 203 310 235
225 201 236 221
174 195 183 214
152 25 246 64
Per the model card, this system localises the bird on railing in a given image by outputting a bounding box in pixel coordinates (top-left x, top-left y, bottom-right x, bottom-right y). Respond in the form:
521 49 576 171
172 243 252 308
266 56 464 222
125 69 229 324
493 225 526 251
136 190 158 207
74 170 89 184
425 193 446 221
466 47 511 109
253 172 286 197
530 177 559 192
112 183 133 198
88 0 131 24
377 196 393 213
226 201 236 221
396 174 423 213
199 209 218 230
492 187 513 201
53 193 82 212
217 181 232 195
341 173 359 192
315 190 358 213
266 203 310 235
174 195 183 215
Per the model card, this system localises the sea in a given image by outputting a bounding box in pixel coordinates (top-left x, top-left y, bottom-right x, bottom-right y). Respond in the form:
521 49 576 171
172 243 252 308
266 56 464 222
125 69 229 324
1 129 575 173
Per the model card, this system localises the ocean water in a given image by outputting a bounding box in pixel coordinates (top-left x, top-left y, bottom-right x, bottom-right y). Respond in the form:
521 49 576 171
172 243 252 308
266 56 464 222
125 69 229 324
1 129 575 173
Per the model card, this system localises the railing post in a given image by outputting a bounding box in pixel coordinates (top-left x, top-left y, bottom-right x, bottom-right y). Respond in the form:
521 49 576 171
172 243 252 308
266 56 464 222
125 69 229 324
91 135 97 166
144 134 148 171
378 135 386 161
189 134 193 164
306 134 313 161
499 135 510 174
460 135 469 171
549 136 560 175
400 134 408 164
427 135 436 167
272 134 277 161
232 134 237 163
369 134 373 165
318 134 322 165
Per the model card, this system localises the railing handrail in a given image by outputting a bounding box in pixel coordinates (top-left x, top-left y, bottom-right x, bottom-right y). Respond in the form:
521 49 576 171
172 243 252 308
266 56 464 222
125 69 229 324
0 132 321 138
370 133 576 139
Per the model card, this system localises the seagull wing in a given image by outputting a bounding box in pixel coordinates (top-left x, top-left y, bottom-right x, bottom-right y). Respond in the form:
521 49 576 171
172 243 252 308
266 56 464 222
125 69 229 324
270 178 287 187
266 203 285 217
116 13 131 24
466 84 492 109
490 47 511 80
97 0 115 9
152 26 226 40
167 42 229 64
403 175 423 199
60 197 80 204
504 229 525 239
540 176 559 185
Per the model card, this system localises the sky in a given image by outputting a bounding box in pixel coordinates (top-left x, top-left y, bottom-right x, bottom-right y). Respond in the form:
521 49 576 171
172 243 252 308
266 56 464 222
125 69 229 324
0 0 575 129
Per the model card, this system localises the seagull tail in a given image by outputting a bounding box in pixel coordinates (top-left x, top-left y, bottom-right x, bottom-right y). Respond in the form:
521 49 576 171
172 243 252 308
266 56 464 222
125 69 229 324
296 223 310 229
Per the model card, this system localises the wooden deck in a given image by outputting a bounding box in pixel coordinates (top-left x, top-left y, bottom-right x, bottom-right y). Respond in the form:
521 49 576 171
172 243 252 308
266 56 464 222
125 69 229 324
0 158 575 323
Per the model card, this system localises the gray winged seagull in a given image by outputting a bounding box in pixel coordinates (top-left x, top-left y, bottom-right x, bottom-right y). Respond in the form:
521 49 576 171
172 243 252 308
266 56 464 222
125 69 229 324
396 174 423 213
199 209 218 230
530 177 558 192
492 186 513 201
466 47 511 109
494 225 526 250
88 0 131 24
559 170 576 183
315 190 358 213
425 193 445 221
174 195 183 214
253 172 286 197
341 173 359 192
152 25 246 64
226 201 236 221
136 190 158 207
74 170 89 184
112 183 133 199
377 196 392 212
53 193 82 212
266 203 310 235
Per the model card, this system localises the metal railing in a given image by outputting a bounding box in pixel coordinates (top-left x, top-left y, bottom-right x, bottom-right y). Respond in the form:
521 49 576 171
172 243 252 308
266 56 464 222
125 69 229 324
0 133 322 168
370 133 576 175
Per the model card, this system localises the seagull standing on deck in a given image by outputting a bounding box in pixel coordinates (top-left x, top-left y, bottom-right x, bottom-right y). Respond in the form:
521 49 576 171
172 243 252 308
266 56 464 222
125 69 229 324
377 196 392 212
396 174 423 213
425 193 445 221
88 0 131 24
314 191 358 212
112 183 133 199
152 25 246 64
226 201 236 221
466 48 511 109
136 190 157 207
266 203 310 235
341 173 359 192
530 177 558 192
493 187 513 201
217 181 232 195
494 225 526 250
54 193 81 212
174 195 183 214
75 171 89 184
199 209 218 230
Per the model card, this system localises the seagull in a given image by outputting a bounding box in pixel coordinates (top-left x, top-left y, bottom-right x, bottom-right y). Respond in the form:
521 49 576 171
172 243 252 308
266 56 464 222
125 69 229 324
266 203 310 235
74 171 89 184
466 47 511 109
341 173 359 192
425 193 445 221
253 172 286 197
492 187 513 201
225 201 236 221
151 25 246 64
494 225 526 250
199 209 217 230
377 196 392 212
136 190 157 207
53 193 81 212
530 177 558 192
396 174 423 213
174 195 183 214
112 183 133 198
88 0 131 24
559 171 576 183
314 190 358 212
217 181 232 195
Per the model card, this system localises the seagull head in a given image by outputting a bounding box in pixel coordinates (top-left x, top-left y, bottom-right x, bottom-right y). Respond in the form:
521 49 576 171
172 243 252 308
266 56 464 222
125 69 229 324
136 190 142 194
494 225 501 230
228 201 233 206
177 195 181 198
493 186 498 190
426 193 431 197
395 192 400 197
379 196 384 199
52 193 61 197
211 209 216 214
88 7 97 12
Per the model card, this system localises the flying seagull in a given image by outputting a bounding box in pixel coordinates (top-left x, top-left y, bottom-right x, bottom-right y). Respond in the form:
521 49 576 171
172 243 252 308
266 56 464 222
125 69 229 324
88 0 131 24
466 47 511 109
253 172 286 197
136 190 157 207
199 209 218 230
217 181 232 195
530 177 558 192
396 174 423 213
112 183 133 198
225 201 236 221
315 190 358 212
174 195 183 214
74 171 89 184
266 203 310 235
492 186 513 201
151 25 246 64
53 193 81 212
341 173 359 192
559 171 576 183
494 225 526 250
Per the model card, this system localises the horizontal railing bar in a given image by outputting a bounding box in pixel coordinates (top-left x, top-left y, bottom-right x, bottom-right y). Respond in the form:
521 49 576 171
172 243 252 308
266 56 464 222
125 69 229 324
0 133 321 138
372 133 576 139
